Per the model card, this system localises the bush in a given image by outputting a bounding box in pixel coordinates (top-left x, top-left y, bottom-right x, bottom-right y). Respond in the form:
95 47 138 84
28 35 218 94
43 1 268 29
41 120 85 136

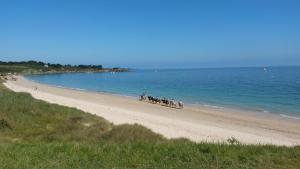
0 119 12 130
227 137 240 145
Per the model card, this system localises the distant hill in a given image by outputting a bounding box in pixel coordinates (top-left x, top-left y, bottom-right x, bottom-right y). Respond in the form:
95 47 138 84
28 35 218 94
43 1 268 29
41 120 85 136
0 60 128 74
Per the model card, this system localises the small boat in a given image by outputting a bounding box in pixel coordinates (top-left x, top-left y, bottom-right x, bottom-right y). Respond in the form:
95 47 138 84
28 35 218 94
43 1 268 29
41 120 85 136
263 67 267 72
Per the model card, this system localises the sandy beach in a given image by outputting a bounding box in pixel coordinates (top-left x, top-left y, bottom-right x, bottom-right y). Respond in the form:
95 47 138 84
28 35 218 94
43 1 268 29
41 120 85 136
3 76 300 146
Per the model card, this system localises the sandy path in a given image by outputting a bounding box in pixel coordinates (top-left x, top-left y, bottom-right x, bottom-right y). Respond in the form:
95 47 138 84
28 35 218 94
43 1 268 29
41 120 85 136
4 76 300 146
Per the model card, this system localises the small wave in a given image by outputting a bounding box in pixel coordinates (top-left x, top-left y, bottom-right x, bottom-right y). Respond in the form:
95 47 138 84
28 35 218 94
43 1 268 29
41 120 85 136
54 85 72 90
202 104 225 109
56 85 65 88
188 103 227 110
74 88 87 91
280 114 300 120
53 85 86 91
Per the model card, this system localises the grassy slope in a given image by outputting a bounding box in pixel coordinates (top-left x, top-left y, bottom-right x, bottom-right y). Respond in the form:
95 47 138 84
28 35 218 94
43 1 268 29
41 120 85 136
0 65 32 73
0 80 300 169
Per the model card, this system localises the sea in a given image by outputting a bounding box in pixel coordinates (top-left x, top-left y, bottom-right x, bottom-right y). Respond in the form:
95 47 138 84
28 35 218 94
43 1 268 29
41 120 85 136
26 66 300 119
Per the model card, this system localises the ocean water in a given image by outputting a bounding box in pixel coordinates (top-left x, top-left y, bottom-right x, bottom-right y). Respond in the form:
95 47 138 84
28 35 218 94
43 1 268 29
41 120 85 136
26 66 300 118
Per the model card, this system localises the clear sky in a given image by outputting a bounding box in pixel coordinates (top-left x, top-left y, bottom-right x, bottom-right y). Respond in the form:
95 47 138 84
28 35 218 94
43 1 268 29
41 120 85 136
0 0 300 68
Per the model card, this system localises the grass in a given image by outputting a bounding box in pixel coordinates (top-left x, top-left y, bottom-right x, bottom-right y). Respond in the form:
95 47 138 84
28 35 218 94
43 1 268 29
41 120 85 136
0 80 300 168
0 82 162 144
0 65 31 74
1 142 300 169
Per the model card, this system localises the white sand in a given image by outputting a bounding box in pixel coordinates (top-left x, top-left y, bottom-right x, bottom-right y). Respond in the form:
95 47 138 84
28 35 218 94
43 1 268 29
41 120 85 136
4 76 300 146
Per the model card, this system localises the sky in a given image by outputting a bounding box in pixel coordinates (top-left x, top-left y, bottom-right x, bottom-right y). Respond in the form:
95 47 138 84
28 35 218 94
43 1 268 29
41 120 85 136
0 0 300 68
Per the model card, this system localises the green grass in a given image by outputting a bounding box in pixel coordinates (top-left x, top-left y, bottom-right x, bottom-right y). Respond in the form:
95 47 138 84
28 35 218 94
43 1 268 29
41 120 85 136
0 82 162 144
0 65 31 73
1 142 299 169
0 81 300 168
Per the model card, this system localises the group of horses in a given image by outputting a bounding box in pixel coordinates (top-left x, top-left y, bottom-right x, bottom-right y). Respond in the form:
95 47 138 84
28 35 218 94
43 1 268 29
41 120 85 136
140 94 183 109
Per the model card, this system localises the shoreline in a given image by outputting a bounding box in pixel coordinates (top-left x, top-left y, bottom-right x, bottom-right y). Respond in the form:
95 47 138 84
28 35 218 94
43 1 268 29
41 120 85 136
26 76 300 121
25 73 300 121
3 76 300 146
25 76 290 120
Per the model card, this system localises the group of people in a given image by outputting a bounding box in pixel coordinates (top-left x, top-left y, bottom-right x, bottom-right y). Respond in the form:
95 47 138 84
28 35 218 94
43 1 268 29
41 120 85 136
140 92 184 109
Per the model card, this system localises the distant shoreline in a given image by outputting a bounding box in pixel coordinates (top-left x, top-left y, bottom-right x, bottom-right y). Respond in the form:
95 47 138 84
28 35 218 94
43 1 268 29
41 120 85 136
0 60 129 75
4 76 300 146
20 68 129 75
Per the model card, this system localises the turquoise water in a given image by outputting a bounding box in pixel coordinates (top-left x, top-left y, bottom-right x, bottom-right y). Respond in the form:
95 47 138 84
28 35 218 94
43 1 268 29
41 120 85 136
26 66 300 118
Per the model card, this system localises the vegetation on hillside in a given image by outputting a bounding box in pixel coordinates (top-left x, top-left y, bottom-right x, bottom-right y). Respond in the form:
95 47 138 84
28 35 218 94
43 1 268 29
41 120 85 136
0 79 300 168
0 60 127 74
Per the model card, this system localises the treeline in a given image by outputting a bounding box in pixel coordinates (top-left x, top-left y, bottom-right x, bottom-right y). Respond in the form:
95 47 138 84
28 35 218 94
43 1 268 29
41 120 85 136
0 60 45 65
0 60 103 69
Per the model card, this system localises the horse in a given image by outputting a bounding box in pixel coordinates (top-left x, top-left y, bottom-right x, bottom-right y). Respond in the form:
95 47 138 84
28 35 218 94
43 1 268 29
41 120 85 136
148 96 155 103
170 100 177 108
161 98 169 106
178 101 184 109
143 95 182 109
153 97 161 104
140 95 146 101
140 92 147 101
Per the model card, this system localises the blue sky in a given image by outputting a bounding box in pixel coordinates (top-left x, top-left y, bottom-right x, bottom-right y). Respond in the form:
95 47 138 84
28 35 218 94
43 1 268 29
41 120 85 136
0 0 300 68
